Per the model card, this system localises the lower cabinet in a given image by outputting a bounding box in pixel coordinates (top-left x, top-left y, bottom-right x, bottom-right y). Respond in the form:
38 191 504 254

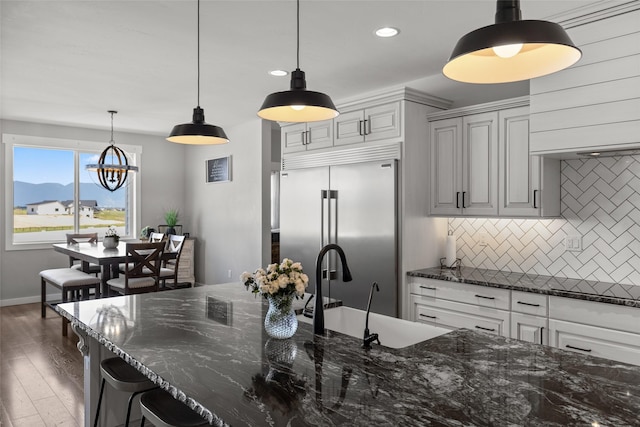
412 296 509 337
549 320 640 366
408 276 640 366
511 313 548 345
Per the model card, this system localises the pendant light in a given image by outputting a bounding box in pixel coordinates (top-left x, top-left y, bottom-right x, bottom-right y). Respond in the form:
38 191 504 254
258 0 339 123
86 111 139 192
443 0 581 84
167 0 228 144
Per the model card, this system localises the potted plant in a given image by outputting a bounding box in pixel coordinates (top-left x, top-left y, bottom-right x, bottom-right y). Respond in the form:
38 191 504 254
164 209 179 235
103 226 120 249
140 226 155 241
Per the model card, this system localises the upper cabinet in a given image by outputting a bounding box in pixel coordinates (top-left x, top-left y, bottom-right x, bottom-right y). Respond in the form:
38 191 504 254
430 112 498 216
530 6 640 156
281 120 333 154
334 101 401 146
428 97 560 218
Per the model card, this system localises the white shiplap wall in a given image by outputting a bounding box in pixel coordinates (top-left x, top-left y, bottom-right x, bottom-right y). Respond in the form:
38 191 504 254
449 156 640 286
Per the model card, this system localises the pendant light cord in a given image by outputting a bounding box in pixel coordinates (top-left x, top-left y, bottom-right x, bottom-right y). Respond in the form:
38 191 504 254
109 111 116 145
296 0 300 69
197 0 201 107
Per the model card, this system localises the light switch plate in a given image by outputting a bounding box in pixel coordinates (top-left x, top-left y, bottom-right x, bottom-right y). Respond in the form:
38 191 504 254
477 232 488 247
565 235 582 252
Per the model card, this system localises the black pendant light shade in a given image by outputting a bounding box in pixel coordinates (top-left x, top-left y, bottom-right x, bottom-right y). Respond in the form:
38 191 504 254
258 69 339 122
443 0 581 84
86 111 138 193
167 107 229 145
258 0 339 123
167 0 228 144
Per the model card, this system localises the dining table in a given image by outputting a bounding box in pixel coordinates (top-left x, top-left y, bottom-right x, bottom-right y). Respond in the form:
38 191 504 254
52 241 176 297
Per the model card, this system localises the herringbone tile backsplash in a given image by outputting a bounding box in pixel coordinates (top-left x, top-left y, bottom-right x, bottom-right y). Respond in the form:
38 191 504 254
449 156 640 286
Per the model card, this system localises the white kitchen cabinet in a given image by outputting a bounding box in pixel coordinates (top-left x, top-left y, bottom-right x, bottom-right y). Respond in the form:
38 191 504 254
411 294 510 337
549 320 640 366
409 277 510 337
511 313 548 345
530 8 640 156
334 101 401 146
408 275 640 365
430 111 498 216
281 120 333 154
498 107 560 217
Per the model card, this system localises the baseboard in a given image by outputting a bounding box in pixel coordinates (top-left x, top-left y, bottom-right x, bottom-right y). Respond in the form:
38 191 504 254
1 292 73 307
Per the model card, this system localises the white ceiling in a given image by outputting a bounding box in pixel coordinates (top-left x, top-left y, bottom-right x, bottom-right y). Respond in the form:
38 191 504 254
1 0 598 136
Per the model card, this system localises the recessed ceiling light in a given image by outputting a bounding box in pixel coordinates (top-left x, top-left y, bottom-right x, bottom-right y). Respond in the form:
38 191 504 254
375 27 399 38
269 70 288 77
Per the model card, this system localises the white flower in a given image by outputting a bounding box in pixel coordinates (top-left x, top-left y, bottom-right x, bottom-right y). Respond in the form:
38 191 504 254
295 282 305 296
291 262 302 270
240 271 252 282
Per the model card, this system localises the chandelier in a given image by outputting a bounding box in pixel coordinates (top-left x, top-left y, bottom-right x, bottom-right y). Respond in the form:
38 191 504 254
86 110 139 192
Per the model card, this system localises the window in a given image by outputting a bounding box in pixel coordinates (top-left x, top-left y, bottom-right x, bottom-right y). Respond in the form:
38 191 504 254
3 134 141 250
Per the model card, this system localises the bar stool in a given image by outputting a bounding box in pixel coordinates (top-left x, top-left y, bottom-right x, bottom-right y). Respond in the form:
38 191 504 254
94 357 157 427
139 388 209 427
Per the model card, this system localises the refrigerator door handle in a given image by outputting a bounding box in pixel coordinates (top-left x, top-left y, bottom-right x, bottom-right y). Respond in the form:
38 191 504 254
321 190 329 247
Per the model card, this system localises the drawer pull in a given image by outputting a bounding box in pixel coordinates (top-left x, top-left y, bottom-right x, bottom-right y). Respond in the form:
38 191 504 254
475 325 496 332
419 313 437 319
419 286 436 291
517 301 540 307
475 295 495 300
566 344 592 353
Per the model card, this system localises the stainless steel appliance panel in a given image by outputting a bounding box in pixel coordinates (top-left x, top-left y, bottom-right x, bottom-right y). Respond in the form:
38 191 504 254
279 167 329 292
328 161 398 316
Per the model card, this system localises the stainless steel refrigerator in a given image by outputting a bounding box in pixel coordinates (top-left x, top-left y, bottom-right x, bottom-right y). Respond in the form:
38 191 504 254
279 160 398 317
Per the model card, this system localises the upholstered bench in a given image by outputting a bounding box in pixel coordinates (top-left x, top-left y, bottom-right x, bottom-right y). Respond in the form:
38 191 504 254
40 268 101 336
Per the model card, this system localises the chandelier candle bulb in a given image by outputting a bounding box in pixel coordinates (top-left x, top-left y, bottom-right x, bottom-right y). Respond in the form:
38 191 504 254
446 232 457 267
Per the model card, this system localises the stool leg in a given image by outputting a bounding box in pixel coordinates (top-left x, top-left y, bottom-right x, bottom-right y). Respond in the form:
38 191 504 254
139 415 145 427
62 288 69 337
94 378 106 427
125 388 156 427
41 278 46 318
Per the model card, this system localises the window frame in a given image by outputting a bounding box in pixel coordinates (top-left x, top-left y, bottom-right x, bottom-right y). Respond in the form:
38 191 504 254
3 133 142 251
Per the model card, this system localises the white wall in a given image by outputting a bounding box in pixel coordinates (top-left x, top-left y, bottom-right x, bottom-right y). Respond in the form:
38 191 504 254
183 119 271 285
0 119 186 305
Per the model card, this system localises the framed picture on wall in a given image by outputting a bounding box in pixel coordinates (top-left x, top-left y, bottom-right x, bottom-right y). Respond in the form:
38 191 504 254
206 156 232 183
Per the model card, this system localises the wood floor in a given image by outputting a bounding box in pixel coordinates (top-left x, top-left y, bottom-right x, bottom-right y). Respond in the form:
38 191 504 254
0 303 84 427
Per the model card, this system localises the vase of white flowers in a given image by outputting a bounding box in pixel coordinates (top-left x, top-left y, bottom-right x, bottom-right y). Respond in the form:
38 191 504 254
241 259 309 339
103 226 120 249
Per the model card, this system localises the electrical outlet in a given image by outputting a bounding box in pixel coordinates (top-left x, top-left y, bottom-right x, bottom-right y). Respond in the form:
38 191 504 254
565 235 582 252
477 232 488 247
227 269 232 278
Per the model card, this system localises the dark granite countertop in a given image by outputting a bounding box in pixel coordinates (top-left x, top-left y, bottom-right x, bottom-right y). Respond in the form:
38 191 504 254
57 283 640 426
408 266 640 308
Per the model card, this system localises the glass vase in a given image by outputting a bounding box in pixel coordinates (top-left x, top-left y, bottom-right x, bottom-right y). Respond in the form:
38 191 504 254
264 295 298 339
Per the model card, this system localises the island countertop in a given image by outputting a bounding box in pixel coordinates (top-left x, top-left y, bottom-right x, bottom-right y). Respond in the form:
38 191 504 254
57 283 640 426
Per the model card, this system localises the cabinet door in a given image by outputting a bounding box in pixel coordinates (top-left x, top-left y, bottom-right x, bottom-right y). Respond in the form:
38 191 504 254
365 101 401 142
549 319 640 366
498 106 540 217
281 123 307 153
334 110 365 146
511 312 548 345
429 118 462 215
307 120 333 150
462 112 498 216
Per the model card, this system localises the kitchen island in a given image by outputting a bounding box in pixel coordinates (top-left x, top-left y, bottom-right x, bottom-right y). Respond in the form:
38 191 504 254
57 283 640 426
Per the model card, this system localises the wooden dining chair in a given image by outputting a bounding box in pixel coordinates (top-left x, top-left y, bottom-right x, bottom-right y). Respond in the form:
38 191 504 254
159 235 186 290
66 232 101 273
148 232 165 243
107 242 165 296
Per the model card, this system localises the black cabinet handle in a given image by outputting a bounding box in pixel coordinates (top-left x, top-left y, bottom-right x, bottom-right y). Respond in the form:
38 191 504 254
301 131 306 145
306 130 310 145
419 286 436 291
517 301 540 307
358 120 364 136
462 191 466 208
566 344 592 353
475 294 495 300
364 119 370 135
475 325 495 332
419 314 437 319
533 189 539 209
456 192 461 209
540 327 544 345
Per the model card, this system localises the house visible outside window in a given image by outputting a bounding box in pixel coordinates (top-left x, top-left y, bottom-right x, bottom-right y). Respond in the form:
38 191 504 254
3 134 141 250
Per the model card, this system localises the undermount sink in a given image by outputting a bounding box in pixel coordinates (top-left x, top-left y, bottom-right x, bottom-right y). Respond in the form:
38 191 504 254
298 306 449 349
